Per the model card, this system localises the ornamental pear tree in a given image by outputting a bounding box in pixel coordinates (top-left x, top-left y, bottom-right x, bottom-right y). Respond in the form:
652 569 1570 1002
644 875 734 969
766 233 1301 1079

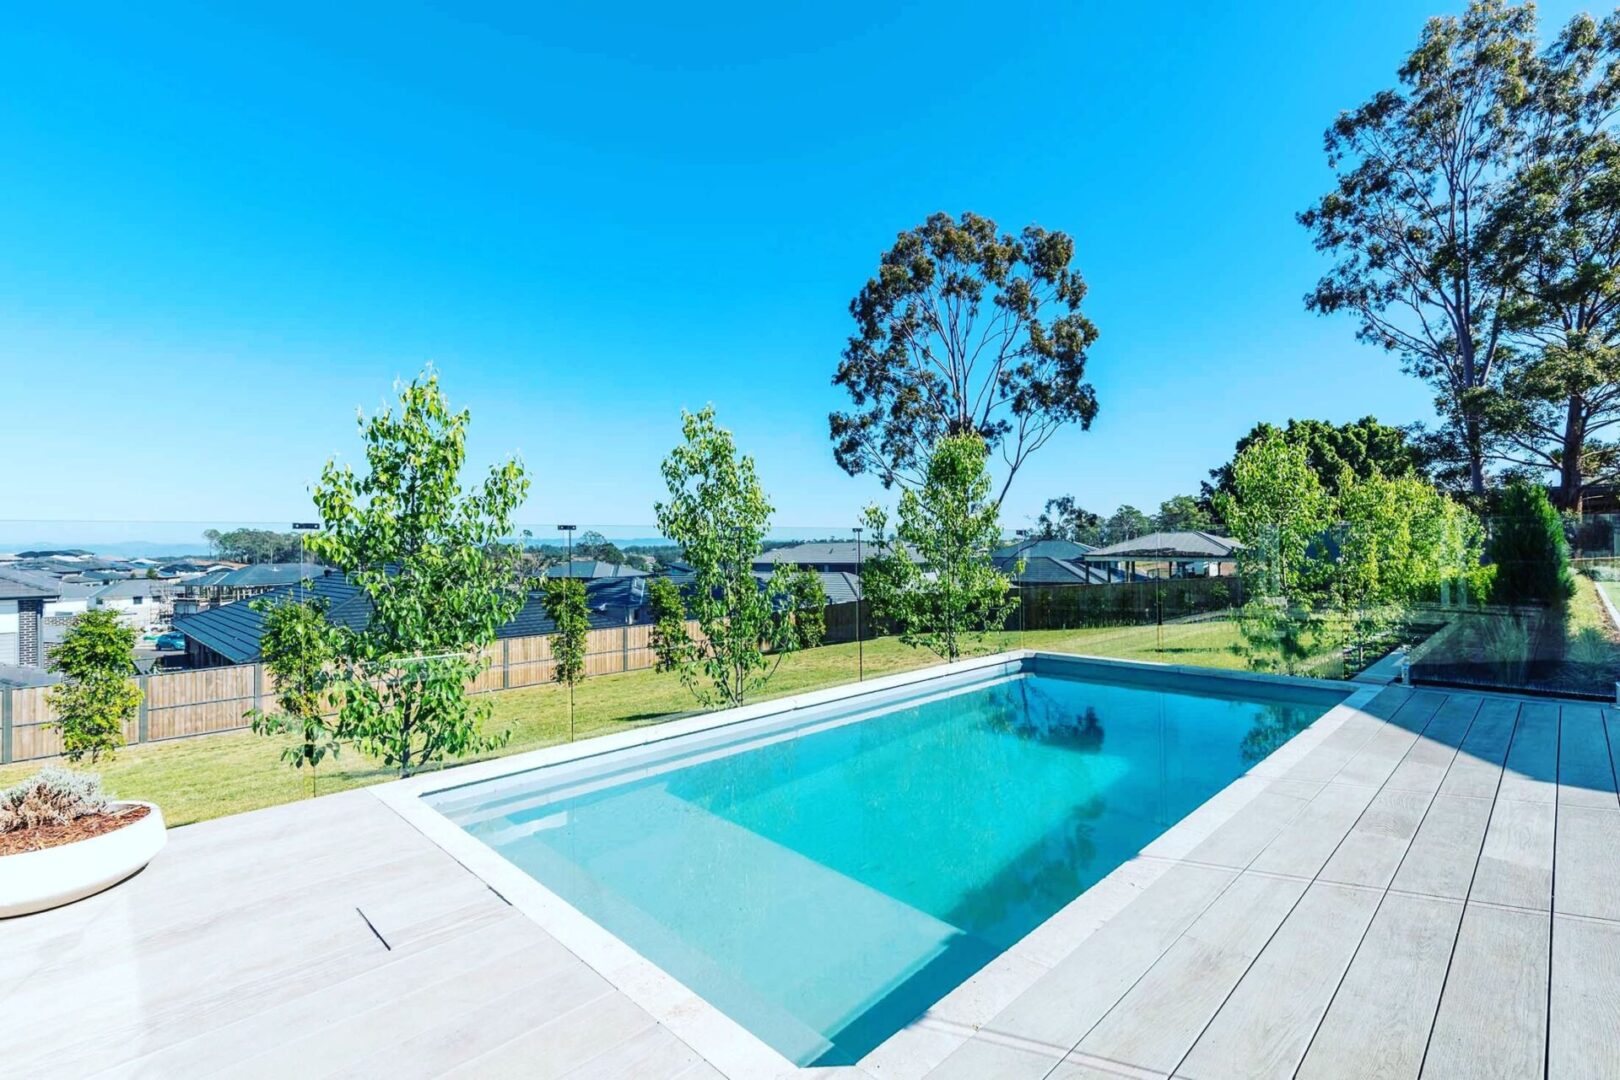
541 577 590 740
308 369 528 777
247 593 342 795
651 406 826 707
47 610 140 764
860 433 1019 661
832 212 1100 504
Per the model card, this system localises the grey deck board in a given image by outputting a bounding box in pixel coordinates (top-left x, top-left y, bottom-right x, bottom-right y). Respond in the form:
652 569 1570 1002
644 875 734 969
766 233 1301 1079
1437 698 1518 799
1470 794 1556 911
1422 902 1549 1080
1334 692 1446 788
1296 892 1463 1080
1557 704 1618 808
1497 700 1560 804
1069 872 1307 1076
1388 794 1494 901
1174 881 1383 1079
1548 914 1620 1080
1382 694 1481 794
1318 786 1434 889
1553 804 1620 922
1247 782 1378 879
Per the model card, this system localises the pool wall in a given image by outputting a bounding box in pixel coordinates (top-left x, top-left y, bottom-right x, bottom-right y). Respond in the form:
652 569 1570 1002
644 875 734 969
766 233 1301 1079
372 650 1379 1080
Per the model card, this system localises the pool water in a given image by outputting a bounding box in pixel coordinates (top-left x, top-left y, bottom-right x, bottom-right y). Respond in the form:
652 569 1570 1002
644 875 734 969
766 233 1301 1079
430 666 1343 1066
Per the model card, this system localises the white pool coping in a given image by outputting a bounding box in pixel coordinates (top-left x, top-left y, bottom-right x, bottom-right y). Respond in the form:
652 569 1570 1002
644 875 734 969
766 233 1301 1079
370 650 1379 1080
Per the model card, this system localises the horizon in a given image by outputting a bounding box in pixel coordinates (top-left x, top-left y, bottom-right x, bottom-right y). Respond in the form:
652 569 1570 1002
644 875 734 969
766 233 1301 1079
1 1 1594 531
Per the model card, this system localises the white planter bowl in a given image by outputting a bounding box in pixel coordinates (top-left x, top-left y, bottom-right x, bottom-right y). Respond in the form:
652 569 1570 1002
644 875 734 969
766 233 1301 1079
0 801 166 918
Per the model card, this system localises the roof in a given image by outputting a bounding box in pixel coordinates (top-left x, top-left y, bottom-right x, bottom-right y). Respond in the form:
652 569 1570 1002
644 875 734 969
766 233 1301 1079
994 538 1095 561
174 571 652 664
752 541 919 566
995 554 1141 585
540 560 648 580
91 580 165 600
0 568 63 600
1084 531 1242 561
212 563 325 589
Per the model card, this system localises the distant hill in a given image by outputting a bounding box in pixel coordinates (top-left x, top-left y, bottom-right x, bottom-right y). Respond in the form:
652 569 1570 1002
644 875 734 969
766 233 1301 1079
0 540 215 559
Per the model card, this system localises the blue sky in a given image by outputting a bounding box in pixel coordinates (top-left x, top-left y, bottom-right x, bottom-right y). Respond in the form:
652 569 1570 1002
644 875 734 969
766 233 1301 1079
0 1 1593 543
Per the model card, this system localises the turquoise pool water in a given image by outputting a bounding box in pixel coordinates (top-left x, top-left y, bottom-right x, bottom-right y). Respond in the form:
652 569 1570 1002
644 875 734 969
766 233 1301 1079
431 664 1343 1066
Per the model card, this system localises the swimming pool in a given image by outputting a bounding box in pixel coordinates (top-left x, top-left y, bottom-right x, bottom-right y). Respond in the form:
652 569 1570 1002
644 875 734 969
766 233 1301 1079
421 656 1346 1069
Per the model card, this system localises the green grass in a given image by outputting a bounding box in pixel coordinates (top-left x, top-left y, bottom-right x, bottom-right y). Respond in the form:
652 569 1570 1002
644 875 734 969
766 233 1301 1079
0 620 1255 828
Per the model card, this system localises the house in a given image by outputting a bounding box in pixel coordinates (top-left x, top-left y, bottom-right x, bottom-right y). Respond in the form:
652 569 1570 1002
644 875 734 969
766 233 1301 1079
992 538 1141 586
172 570 655 667
89 579 176 626
751 541 918 574
0 569 58 668
172 563 324 615
1083 531 1242 579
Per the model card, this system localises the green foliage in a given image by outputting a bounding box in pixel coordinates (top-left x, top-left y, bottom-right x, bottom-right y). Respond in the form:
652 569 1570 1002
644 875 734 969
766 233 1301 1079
1213 433 1334 600
1154 494 1214 532
646 576 693 675
861 433 1019 660
47 609 140 764
1034 496 1104 544
201 527 307 564
831 211 1099 502
1301 1 1538 495
541 577 590 739
308 369 527 776
1105 505 1153 542
652 407 827 707
246 595 342 795
1208 417 1427 502
1488 481 1575 604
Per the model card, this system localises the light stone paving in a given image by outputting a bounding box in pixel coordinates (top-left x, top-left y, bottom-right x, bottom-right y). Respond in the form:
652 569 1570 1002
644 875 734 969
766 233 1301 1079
4 679 1618 1079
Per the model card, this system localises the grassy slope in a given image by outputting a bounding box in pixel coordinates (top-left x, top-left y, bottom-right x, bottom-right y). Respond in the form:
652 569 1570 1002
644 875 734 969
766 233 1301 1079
0 620 1251 827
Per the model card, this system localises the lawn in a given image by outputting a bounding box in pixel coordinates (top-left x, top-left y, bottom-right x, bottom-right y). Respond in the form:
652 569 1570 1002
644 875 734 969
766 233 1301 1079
0 619 1255 827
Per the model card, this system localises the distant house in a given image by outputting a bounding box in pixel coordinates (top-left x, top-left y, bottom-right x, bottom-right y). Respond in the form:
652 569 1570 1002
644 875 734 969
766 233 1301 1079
540 559 648 580
751 541 919 574
90 579 177 625
0 569 58 668
172 570 654 667
1083 531 1242 579
173 563 324 615
992 538 1141 586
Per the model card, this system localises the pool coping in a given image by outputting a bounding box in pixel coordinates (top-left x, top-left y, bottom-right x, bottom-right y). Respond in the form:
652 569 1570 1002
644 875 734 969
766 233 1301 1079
369 651 1379 1080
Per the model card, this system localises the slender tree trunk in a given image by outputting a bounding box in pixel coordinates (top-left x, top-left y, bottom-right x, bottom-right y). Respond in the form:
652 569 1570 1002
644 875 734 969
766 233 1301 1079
1558 395 1586 512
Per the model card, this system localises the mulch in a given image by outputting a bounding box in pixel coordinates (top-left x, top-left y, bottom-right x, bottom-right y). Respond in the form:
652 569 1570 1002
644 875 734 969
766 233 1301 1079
0 804 152 857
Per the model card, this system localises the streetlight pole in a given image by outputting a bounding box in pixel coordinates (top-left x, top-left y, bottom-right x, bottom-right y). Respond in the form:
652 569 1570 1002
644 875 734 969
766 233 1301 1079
291 522 319 588
557 524 577 576
852 525 864 681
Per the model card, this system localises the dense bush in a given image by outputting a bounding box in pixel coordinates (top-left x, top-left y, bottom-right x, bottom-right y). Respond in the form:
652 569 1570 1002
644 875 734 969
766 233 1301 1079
1488 483 1575 605
0 767 110 832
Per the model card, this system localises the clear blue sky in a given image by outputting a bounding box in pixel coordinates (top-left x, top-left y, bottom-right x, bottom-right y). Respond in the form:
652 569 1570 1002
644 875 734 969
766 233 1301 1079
0 1 1592 543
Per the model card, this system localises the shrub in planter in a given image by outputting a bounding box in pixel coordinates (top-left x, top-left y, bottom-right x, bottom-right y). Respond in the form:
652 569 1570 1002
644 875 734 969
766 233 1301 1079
0 767 110 833
1488 483 1574 606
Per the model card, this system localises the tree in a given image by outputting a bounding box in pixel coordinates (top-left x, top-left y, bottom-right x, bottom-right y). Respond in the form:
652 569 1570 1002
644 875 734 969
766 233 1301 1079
574 530 625 566
541 577 589 740
1155 495 1215 533
1213 433 1334 600
1104 505 1153 543
308 370 528 777
1488 480 1574 603
203 528 305 563
831 211 1100 504
1301 1 1538 496
247 594 342 796
860 433 1019 661
1034 496 1104 544
650 407 827 707
1483 11 1620 510
1206 417 1427 500
47 610 140 764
